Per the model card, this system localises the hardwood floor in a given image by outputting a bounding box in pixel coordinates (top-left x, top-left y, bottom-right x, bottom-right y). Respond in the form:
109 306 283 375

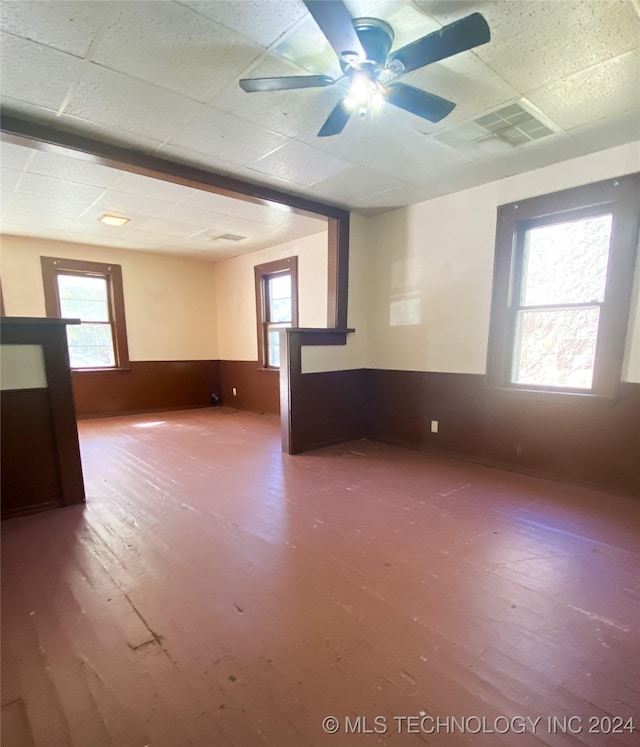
2 408 638 746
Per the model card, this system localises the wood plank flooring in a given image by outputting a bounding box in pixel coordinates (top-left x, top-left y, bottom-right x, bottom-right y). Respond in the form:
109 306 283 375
2 408 639 746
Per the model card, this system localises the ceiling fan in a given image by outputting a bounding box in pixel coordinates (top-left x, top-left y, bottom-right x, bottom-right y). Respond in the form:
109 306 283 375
239 0 490 137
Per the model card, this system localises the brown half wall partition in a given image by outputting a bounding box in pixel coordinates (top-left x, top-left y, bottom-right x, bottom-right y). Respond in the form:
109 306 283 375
281 329 369 454
72 360 220 418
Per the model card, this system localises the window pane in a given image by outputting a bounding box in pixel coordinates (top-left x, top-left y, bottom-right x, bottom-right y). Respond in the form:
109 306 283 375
268 274 291 323
66 323 115 368
267 329 281 368
266 323 291 368
512 307 600 389
57 274 110 322
521 214 612 306
269 274 290 300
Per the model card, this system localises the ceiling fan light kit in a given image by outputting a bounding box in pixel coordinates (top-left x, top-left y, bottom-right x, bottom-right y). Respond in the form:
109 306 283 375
239 0 491 137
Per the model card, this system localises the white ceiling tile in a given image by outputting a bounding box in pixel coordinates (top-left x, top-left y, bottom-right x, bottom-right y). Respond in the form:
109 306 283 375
296 108 393 163
71 218 138 239
0 0 113 57
476 133 587 178
54 114 165 154
91 2 263 104
248 140 352 186
0 32 81 111
1 168 22 193
166 107 288 165
110 171 199 203
15 172 105 205
80 189 174 222
135 218 200 238
158 203 277 236
182 0 306 49
526 50 640 131
272 13 342 79
28 149 124 188
3 194 84 221
307 165 407 206
424 0 640 93
213 53 343 138
568 109 640 154
427 160 504 196
150 202 230 231
153 143 235 175
0 189 14 204
65 63 203 141
181 189 289 225
361 128 473 185
355 183 440 211
0 142 35 171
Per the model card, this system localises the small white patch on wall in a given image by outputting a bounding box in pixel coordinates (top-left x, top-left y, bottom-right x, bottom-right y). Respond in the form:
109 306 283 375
0 344 47 390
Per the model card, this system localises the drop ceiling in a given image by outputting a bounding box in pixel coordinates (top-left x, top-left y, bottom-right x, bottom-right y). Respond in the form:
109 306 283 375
0 140 327 261
1 0 639 259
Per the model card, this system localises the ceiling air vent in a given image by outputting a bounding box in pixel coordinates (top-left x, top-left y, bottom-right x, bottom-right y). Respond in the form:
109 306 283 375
474 102 554 145
215 233 246 242
433 101 556 157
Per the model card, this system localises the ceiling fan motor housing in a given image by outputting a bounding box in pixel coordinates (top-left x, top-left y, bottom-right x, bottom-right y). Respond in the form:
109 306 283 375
346 17 394 68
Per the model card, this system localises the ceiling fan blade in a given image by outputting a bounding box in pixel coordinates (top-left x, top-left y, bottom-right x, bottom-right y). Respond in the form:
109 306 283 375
239 75 334 93
318 99 352 137
389 13 490 74
303 0 365 61
386 83 455 123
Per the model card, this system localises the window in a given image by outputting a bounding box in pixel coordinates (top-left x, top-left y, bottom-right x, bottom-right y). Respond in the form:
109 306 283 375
41 257 129 370
487 175 639 397
254 257 298 369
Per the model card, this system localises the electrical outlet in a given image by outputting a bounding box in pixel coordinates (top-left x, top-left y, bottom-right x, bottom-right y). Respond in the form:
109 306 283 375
430 420 439 434
232 387 237 396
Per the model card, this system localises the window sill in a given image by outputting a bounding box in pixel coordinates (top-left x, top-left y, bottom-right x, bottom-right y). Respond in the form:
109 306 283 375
485 384 619 402
71 366 131 374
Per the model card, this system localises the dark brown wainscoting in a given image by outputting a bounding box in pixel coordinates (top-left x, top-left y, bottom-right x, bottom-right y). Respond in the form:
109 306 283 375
1 388 62 518
289 369 369 452
218 360 280 414
72 360 220 418
367 370 640 496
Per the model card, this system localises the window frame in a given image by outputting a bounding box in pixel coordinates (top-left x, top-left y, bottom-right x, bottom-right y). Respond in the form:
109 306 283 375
486 174 639 398
41 256 130 371
254 256 298 370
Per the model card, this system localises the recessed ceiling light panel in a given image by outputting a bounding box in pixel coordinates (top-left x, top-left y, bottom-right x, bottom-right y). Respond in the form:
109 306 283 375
99 214 130 226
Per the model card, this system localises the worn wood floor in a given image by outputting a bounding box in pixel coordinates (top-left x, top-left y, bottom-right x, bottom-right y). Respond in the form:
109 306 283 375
2 408 638 746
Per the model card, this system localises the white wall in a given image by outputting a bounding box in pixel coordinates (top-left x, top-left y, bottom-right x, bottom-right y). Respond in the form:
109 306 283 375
365 141 640 382
0 235 218 361
214 230 328 361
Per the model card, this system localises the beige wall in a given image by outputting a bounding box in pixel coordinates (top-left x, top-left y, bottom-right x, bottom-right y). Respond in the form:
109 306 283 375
214 230 328 361
364 141 640 383
0 235 218 361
